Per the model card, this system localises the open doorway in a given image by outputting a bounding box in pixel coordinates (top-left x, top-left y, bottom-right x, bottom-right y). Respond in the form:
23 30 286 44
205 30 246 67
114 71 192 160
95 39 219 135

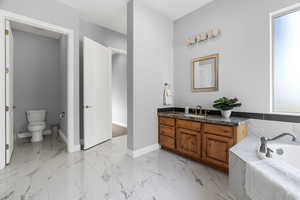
0 10 76 169
7 21 67 164
111 48 127 138
81 38 127 150
11 21 68 159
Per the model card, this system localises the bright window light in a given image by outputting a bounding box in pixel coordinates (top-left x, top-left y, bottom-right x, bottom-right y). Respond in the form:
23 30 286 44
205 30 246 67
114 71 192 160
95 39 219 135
272 9 300 114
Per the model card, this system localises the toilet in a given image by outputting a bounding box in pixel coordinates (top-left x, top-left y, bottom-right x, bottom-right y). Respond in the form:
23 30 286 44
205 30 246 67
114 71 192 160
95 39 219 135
27 110 47 142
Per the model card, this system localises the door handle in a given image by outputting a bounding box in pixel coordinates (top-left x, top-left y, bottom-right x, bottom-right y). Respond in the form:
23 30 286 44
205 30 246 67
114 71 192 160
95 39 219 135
85 105 92 109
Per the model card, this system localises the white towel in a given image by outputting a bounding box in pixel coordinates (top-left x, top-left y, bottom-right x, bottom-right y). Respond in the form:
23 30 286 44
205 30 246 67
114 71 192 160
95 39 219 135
165 88 172 96
245 159 300 200
163 87 172 105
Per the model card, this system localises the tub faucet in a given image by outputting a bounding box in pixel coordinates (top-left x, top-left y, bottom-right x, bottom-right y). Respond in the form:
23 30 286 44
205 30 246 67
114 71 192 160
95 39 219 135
259 137 268 153
267 133 297 142
266 148 274 158
259 133 297 153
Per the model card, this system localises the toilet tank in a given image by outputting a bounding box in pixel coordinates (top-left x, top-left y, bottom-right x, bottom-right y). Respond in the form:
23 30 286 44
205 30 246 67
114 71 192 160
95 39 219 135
26 110 47 123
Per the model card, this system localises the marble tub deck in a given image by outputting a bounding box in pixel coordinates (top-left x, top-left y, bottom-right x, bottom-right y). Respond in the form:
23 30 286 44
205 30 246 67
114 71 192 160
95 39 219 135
0 135 234 200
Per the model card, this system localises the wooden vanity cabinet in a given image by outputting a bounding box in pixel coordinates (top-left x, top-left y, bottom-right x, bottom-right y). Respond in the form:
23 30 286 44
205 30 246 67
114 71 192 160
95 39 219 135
201 123 233 169
202 131 234 169
201 123 248 171
176 120 201 159
158 116 248 173
159 117 176 150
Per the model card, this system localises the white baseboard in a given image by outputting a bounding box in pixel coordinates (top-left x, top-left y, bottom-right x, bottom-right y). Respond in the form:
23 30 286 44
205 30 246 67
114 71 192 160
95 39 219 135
59 130 67 144
68 144 81 153
59 130 81 153
112 121 127 128
127 143 161 158
0 162 5 170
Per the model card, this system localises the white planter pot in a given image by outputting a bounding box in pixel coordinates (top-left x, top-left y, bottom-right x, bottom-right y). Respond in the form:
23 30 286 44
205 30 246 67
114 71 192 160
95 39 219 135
221 110 232 119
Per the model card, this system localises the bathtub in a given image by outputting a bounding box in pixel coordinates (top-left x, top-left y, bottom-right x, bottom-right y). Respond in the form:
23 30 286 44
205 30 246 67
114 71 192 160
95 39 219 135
259 143 300 169
229 135 300 200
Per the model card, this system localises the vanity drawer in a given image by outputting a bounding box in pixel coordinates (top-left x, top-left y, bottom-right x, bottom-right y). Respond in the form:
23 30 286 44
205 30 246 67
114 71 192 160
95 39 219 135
204 124 233 138
176 119 201 131
159 135 175 149
160 125 175 138
159 117 175 127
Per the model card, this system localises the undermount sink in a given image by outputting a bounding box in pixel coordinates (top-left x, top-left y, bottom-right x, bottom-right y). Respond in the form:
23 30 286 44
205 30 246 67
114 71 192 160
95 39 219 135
257 143 300 169
184 114 206 119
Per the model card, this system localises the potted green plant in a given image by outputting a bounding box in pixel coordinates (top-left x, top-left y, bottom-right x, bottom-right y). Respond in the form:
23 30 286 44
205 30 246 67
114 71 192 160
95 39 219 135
213 97 242 119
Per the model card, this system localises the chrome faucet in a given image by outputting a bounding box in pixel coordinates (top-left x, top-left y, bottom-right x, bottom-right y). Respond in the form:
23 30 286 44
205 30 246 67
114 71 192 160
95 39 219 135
267 133 296 142
259 133 297 154
196 105 202 115
266 148 274 158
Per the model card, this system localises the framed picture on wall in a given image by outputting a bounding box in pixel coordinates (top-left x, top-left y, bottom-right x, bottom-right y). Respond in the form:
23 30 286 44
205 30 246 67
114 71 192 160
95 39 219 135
192 54 219 92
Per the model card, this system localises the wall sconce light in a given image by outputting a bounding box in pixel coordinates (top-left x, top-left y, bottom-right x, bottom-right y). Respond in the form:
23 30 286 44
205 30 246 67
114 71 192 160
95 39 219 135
186 28 221 46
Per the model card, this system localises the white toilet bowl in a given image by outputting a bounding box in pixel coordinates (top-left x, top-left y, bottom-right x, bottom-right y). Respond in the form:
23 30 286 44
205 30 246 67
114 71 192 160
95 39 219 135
26 110 47 143
28 122 46 142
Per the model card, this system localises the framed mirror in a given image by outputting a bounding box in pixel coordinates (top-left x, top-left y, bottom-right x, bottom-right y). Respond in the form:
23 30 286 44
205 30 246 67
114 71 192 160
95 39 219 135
192 54 219 92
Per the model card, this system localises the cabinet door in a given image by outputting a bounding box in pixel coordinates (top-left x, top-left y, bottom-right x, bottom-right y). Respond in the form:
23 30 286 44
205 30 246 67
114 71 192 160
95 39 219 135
202 133 234 168
176 128 201 158
160 135 175 149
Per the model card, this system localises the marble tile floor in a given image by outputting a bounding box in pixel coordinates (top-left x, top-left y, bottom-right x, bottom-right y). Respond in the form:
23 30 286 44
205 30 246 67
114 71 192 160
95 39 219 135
0 135 235 200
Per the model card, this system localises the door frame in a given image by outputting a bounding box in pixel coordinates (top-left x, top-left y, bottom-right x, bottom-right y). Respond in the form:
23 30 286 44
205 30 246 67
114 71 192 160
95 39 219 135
0 10 77 169
110 47 127 128
111 48 127 56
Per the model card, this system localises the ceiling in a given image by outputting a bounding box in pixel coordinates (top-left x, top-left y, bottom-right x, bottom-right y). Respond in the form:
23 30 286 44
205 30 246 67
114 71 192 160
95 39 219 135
57 0 214 34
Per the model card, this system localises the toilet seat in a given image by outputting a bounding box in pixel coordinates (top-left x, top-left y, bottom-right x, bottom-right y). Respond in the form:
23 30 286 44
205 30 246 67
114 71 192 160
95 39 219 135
28 122 46 129
28 124 46 131
28 122 46 126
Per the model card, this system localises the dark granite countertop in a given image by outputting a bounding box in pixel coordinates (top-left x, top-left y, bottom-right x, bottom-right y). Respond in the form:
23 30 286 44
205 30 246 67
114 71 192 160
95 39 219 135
158 111 249 126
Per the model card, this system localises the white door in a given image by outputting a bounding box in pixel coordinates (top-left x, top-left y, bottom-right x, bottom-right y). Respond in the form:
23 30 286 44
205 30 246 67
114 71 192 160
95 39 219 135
83 37 112 149
5 20 14 164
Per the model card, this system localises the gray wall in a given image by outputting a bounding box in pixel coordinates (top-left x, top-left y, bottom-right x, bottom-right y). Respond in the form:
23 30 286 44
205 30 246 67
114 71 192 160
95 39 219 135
127 0 174 150
13 30 61 133
112 53 127 127
0 0 81 146
174 0 300 113
59 35 68 135
79 18 127 50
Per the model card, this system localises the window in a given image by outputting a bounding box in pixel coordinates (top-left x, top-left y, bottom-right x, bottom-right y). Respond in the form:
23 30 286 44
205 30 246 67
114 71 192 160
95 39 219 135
271 8 300 114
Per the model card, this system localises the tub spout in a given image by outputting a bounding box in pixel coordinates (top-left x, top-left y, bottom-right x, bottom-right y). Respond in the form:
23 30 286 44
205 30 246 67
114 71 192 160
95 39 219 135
267 133 297 142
